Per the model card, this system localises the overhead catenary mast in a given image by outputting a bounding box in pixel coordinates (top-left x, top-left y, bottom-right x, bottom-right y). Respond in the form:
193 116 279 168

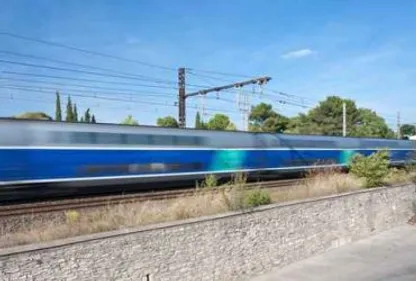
177 67 271 129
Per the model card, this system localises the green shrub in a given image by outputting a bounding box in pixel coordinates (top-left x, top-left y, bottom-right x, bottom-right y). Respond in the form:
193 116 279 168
65 210 80 224
243 189 272 208
195 174 218 190
349 150 389 188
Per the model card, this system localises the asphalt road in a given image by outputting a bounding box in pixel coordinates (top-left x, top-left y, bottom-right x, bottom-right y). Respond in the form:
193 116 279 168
250 224 416 281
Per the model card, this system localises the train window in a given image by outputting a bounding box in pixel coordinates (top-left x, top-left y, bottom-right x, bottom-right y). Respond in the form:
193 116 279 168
257 134 280 147
50 131 67 143
176 136 199 146
365 141 382 148
283 139 337 148
315 141 336 148
95 132 122 144
152 134 175 146
126 134 150 145
398 141 411 148
69 132 96 144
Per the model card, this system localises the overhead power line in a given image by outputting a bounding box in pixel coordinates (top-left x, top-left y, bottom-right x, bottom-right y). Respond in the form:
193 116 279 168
0 84 177 99
1 71 179 90
0 50 174 82
0 86 241 115
186 69 236 84
0 85 177 107
186 67 252 79
0 31 177 72
0 50 223 89
0 31 257 79
0 77 176 96
0 59 177 85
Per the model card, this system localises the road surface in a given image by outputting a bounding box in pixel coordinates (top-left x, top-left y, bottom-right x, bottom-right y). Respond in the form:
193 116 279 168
250 224 416 281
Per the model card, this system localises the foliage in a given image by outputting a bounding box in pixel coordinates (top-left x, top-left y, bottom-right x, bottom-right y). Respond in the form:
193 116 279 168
285 96 394 138
83 108 91 123
243 189 272 207
15 91 399 138
55 93 95 123
299 96 360 136
121 115 139 125
226 173 271 210
249 102 289 132
225 122 237 131
15 112 53 120
55 91 62 121
349 150 390 188
157 116 179 128
65 96 74 122
195 111 206 129
65 210 80 224
73 104 78 122
384 168 410 185
400 124 416 137
206 113 236 130
285 114 318 134
198 174 218 189
349 108 395 138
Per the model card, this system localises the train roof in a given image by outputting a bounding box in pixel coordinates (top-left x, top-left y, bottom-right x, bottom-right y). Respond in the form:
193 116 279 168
0 117 412 143
0 117 254 135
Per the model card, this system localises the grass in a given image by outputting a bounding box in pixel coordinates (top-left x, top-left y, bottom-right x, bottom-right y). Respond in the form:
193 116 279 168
0 166 414 249
0 192 231 249
270 167 364 202
384 167 416 185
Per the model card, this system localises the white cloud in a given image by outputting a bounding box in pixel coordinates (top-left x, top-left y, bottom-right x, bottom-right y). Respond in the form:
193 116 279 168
125 36 141 45
281 48 314 59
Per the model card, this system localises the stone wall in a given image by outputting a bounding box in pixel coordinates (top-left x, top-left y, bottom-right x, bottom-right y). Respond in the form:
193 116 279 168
1 184 415 281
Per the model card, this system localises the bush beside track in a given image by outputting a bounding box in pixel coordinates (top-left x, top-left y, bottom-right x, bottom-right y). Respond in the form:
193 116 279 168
1 150 416 249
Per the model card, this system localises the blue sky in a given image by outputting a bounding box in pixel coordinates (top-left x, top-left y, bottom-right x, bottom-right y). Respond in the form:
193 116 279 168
0 0 415 129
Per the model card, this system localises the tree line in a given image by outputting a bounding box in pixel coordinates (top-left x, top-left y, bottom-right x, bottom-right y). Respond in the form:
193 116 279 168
13 91 413 139
14 92 97 123
55 92 96 123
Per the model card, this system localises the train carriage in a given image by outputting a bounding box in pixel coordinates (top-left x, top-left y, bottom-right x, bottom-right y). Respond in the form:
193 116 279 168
0 118 415 189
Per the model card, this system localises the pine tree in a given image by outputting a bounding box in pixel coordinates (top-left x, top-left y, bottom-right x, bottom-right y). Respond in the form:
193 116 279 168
65 96 74 122
91 115 96 123
55 91 62 121
73 103 78 122
84 108 91 123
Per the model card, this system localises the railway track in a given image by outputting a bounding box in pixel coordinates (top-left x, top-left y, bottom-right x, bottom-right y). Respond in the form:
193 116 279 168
0 179 299 217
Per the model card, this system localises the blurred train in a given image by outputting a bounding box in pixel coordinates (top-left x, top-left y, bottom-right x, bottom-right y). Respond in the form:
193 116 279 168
0 118 415 189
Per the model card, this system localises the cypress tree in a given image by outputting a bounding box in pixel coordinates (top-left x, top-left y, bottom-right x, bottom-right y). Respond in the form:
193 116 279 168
55 91 62 121
195 111 203 128
91 115 96 123
84 108 91 123
65 96 73 122
73 103 78 122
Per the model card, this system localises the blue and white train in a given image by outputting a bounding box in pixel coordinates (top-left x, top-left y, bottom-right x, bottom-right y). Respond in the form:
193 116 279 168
0 118 415 189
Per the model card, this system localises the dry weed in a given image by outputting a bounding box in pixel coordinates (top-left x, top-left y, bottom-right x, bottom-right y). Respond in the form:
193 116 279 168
0 191 230 249
3 167 410 249
384 168 414 185
271 168 364 203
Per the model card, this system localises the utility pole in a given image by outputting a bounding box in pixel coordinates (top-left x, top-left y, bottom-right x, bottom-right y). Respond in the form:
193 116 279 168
342 102 346 137
397 111 401 139
177 68 271 128
178 68 186 128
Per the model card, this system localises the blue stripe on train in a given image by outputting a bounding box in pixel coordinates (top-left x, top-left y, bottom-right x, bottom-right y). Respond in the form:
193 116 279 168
0 148 413 182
